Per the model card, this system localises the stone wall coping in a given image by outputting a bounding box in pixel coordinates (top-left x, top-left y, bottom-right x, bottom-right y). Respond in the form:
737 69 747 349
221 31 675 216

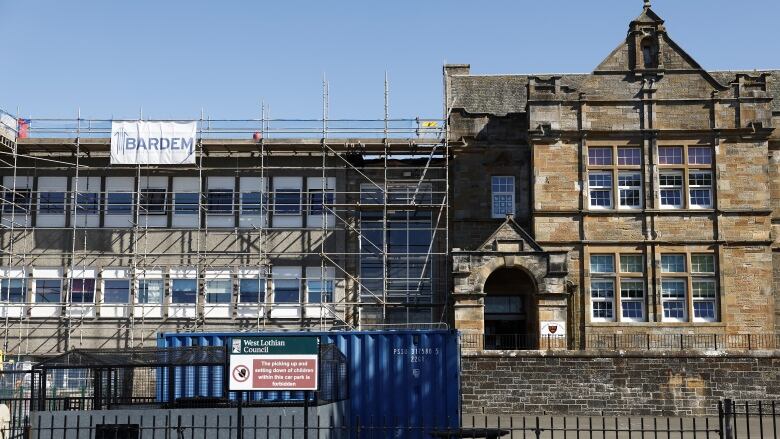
463 349 780 359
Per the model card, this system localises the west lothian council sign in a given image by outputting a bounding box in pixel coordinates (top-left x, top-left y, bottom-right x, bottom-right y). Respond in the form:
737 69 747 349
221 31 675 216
227 336 319 392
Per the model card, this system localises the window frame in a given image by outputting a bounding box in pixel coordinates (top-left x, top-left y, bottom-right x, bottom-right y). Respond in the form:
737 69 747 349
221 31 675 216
103 279 131 304
139 188 167 215
589 252 646 323
2 188 32 214
273 189 302 216
171 278 198 304
206 189 234 215
658 252 718 323
657 143 715 210
105 192 134 215
586 145 642 211
39 191 66 215
490 176 515 219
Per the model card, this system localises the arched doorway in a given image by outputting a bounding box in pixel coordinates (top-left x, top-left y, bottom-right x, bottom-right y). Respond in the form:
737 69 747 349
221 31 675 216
483 267 538 349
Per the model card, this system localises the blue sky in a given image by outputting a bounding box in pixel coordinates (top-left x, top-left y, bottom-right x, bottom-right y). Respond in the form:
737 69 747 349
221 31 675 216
2 0 778 121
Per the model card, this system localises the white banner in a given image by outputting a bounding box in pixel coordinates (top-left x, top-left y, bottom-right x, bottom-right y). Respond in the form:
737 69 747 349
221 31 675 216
110 121 197 165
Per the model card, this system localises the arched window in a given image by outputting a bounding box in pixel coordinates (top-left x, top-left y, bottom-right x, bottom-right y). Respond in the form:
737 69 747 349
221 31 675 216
641 37 658 69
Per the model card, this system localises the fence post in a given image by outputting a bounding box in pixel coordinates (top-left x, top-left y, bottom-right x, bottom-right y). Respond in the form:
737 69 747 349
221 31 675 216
722 398 734 439
747 334 752 351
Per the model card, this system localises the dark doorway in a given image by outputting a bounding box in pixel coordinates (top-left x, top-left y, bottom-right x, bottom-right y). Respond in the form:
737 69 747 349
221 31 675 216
483 268 538 349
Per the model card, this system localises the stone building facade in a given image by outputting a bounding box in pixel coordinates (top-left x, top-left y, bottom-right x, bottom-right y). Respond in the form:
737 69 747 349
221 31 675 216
446 2 780 349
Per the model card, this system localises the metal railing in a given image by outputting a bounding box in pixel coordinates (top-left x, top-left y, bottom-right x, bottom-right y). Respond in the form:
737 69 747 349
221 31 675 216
4 401 776 438
460 333 780 351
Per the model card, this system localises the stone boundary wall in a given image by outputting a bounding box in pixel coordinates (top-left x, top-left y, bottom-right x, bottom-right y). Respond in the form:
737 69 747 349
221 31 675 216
461 350 780 416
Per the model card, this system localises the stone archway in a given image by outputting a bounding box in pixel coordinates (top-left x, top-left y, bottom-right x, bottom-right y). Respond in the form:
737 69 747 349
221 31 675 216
483 267 538 349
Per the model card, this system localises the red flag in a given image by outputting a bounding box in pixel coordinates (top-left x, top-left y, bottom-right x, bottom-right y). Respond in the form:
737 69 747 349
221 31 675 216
17 119 29 139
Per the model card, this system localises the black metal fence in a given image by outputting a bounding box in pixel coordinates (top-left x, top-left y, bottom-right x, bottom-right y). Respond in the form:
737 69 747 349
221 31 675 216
0 399 773 439
460 333 780 351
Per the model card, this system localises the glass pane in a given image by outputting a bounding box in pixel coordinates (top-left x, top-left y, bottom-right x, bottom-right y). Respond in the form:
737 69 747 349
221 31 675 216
171 279 197 304
660 255 685 273
175 193 199 214
106 193 133 214
693 301 716 319
661 279 686 298
590 255 615 274
138 280 163 304
658 147 683 165
620 280 644 298
76 193 99 214
239 278 264 303
307 280 334 303
309 191 334 215
588 148 613 166
70 279 95 303
592 301 613 319
104 280 130 304
688 147 712 165
241 192 265 214
140 189 167 214
617 148 641 166
0 279 25 303
492 194 514 216
206 280 232 304
690 255 715 273
485 296 522 314
619 255 643 273
491 176 514 193
39 192 66 214
207 190 233 214
663 301 686 319
274 190 301 215
3 189 32 214
274 279 300 303
692 279 716 298
590 280 615 298
36 279 61 303
621 301 643 319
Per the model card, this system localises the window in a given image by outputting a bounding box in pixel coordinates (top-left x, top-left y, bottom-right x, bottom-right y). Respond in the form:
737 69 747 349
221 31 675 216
139 188 167 214
39 192 65 214
2 189 32 214
206 280 231 304
106 193 133 215
137 279 163 304
659 172 683 208
35 279 61 304
590 280 615 321
491 176 515 218
309 189 335 216
688 147 712 165
661 279 687 321
0 279 25 303
174 193 199 214
658 144 714 209
590 253 645 322
588 148 612 166
274 189 301 215
688 171 712 208
484 296 523 314
590 254 615 321
307 279 334 303
239 278 265 303
75 193 99 214
620 280 645 321
241 192 266 215
103 280 130 304
661 254 686 273
590 255 615 274
207 189 233 214
658 147 683 165
659 252 717 322
691 254 716 322
171 279 197 304
617 148 641 166
588 172 613 209
274 278 300 303
618 172 642 209
620 254 643 273
69 279 95 303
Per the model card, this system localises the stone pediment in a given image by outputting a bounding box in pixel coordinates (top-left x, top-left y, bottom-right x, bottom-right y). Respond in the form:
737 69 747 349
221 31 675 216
478 215 543 253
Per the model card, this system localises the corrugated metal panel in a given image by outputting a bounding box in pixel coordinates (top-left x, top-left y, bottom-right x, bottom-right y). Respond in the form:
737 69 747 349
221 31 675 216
157 330 461 427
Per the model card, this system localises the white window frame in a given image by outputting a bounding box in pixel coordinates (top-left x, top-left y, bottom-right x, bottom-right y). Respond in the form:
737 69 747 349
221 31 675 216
660 278 688 322
617 171 642 209
134 269 164 318
590 279 616 322
588 172 613 210
691 278 717 322
688 170 713 209
659 171 684 209
619 279 645 322
490 176 515 219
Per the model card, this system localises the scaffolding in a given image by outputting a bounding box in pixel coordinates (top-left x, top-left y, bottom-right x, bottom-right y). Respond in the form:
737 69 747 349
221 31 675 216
0 86 450 359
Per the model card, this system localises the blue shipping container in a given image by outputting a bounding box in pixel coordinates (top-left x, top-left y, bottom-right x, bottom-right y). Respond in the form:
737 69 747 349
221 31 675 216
157 329 461 427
